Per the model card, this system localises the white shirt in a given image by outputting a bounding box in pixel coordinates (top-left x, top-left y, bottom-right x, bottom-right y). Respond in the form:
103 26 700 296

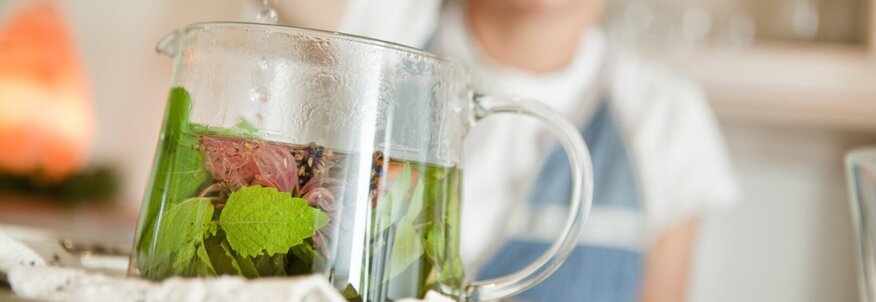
340 0 739 266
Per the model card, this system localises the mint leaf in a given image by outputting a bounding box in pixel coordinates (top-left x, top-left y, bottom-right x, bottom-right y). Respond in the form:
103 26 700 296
427 224 463 284
389 164 412 208
251 253 287 276
203 233 244 275
368 163 428 280
190 118 259 138
196 243 216 276
235 118 258 135
401 179 424 222
154 87 208 209
151 197 214 276
285 242 323 275
200 230 285 277
388 224 422 278
374 164 412 233
209 222 218 236
173 244 196 274
234 253 260 278
388 179 425 279
164 88 208 205
138 87 208 262
341 284 362 301
425 226 443 263
422 168 465 285
443 171 465 284
219 186 329 258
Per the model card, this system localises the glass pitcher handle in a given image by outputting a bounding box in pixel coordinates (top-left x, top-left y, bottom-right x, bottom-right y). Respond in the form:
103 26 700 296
464 94 594 301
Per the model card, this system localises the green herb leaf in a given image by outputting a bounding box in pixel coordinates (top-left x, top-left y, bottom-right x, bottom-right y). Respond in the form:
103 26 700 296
235 118 258 135
251 253 287 276
285 242 322 275
138 87 208 260
401 179 424 222
374 164 412 233
428 227 463 284
149 197 214 276
423 167 465 285
442 170 465 283
157 88 208 209
209 222 219 237
190 118 259 138
387 179 425 279
341 284 362 301
389 164 411 208
196 243 217 276
219 185 329 258
173 244 197 274
387 223 422 278
202 232 244 275
424 226 443 264
234 253 260 278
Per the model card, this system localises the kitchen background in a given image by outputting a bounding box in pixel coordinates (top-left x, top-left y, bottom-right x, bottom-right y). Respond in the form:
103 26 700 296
1 0 875 301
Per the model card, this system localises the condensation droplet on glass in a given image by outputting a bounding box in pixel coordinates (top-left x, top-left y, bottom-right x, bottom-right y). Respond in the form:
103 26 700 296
258 57 269 71
256 0 278 24
253 113 264 125
249 87 269 103
256 9 278 24
252 113 265 126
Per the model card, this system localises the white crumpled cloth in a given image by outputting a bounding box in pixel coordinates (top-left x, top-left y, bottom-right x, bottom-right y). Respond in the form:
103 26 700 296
0 231 452 302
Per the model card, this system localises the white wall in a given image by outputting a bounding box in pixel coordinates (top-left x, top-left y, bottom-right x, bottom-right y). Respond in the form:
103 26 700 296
57 0 252 208
690 121 875 302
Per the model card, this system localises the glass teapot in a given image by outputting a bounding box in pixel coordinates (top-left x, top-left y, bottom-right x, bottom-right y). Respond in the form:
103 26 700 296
130 22 594 301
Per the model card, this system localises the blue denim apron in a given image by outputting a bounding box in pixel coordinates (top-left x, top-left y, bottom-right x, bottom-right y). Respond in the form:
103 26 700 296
478 99 645 302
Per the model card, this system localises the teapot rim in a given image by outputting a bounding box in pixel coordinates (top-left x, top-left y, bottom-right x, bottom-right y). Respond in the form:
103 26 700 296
170 21 463 68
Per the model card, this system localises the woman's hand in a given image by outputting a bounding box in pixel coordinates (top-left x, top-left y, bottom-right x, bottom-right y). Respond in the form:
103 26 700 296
640 217 701 302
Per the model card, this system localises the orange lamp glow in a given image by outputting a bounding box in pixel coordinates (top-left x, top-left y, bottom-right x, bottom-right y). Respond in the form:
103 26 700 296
0 1 94 180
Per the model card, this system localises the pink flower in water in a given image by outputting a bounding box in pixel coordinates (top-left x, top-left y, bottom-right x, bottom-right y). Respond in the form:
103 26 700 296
200 136 298 193
200 136 341 256
302 186 334 209
300 177 345 255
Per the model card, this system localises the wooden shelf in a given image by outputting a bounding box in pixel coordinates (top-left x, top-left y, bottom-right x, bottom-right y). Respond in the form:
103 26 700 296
643 42 876 132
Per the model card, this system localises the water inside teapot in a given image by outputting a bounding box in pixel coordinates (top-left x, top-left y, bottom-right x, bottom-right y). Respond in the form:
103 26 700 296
132 87 465 300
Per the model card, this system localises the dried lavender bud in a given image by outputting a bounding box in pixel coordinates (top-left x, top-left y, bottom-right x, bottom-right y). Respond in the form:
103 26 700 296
369 150 384 207
294 143 335 187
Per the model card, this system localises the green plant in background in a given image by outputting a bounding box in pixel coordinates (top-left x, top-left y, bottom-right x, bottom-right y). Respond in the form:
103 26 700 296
0 166 120 202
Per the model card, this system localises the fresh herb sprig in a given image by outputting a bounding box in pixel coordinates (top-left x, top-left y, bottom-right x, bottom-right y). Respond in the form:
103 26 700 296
137 87 329 279
137 87 209 273
144 185 328 278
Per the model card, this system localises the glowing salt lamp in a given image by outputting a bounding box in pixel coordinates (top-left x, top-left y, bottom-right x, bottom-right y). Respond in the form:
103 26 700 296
0 1 94 181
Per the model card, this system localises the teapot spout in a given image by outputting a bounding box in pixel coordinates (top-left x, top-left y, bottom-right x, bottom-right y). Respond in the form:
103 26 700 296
155 30 181 57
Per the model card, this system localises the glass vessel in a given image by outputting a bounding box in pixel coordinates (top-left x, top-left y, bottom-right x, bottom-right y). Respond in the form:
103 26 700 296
130 22 594 301
848 148 876 302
